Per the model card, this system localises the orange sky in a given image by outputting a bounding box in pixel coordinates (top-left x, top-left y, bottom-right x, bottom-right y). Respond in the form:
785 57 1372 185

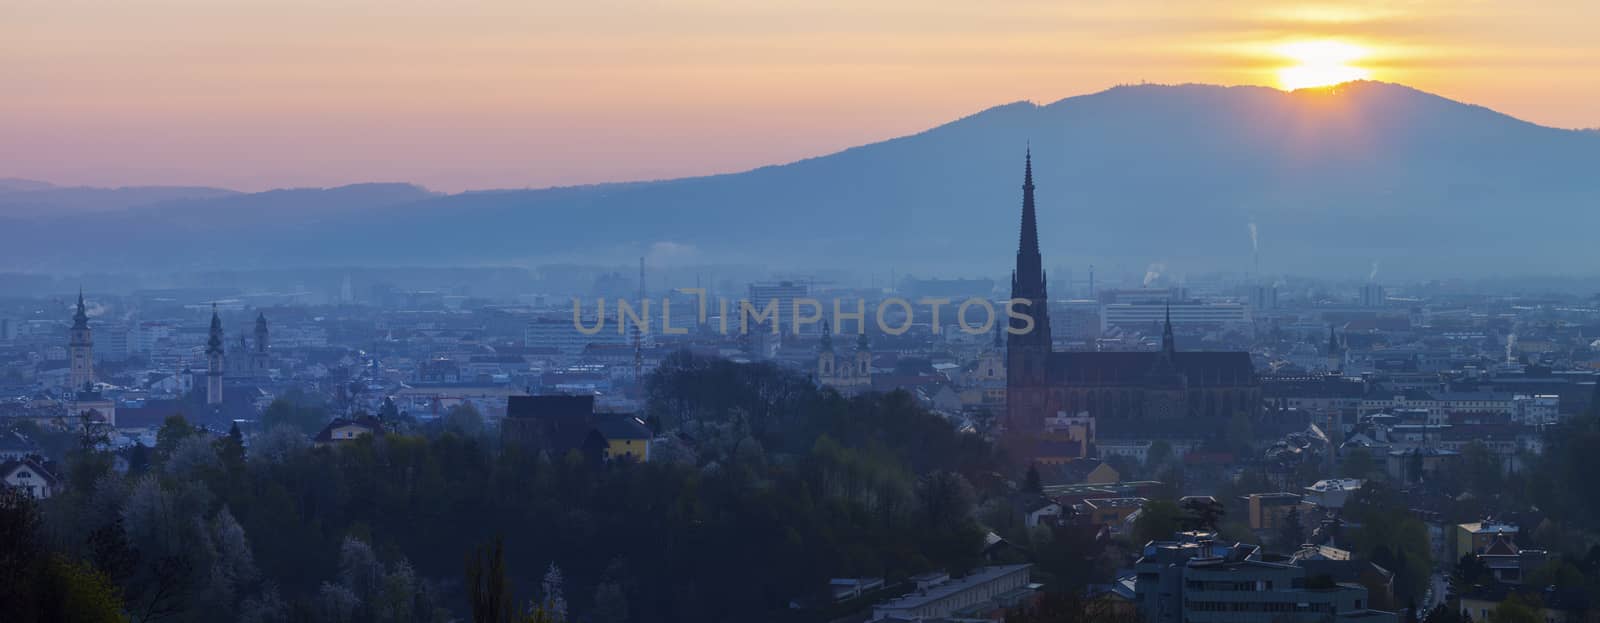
3 1 1597 192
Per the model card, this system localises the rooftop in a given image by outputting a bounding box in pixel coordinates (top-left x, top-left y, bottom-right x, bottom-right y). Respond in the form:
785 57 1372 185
872 564 1032 613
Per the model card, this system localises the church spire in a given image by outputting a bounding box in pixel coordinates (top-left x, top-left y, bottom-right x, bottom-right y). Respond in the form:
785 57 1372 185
73 288 89 329
206 303 224 355
1019 146 1039 258
1008 147 1051 351
1161 301 1177 356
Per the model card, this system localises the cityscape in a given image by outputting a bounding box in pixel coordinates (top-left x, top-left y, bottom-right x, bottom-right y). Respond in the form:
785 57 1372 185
5 2 1600 623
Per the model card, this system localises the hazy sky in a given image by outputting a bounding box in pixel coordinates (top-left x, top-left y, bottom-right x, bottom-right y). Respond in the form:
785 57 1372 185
4 0 1597 192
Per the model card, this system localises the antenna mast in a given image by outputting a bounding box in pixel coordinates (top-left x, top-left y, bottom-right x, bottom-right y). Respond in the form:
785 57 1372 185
634 257 645 382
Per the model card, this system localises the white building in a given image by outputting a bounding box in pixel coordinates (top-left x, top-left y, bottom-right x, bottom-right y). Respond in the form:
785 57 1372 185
1512 394 1559 425
1303 478 1363 509
1361 391 1517 424
525 315 629 356
747 280 811 334
870 565 1035 621
1 459 59 499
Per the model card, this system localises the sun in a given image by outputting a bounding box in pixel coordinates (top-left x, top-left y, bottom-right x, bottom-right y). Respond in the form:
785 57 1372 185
1275 40 1371 90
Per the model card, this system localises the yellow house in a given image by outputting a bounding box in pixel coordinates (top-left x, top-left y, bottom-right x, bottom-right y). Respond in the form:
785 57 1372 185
591 415 653 462
1245 492 1304 531
1455 521 1518 564
1047 457 1119 484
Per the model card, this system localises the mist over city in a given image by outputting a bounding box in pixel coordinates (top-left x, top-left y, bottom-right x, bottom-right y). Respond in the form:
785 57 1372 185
5 2 1600 623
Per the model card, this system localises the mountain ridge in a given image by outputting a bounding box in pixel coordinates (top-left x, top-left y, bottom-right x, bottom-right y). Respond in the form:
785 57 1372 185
4 81 1598 278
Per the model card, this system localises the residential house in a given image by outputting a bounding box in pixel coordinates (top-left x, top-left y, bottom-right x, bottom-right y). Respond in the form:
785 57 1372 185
1082 497 1147 530
1456 520 1520 564
589 414 652 463
314 416 384 446
1 458 59 499
1050 458 1120 486
0 430 40 461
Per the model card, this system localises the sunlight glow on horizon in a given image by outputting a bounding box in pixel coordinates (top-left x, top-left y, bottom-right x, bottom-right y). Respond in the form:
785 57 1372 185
1275 40 1374 90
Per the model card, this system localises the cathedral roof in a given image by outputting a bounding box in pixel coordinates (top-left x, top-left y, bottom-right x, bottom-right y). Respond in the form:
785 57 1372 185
1046 351 1256 387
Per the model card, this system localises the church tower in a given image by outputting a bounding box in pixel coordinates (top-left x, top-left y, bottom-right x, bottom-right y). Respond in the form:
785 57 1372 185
1143 302 1188 419
1006 149 1054 437
251 312 271 377
817 321 836 378
255 312 269 353
206 304 225 405
68 289 94 390
854 332 872 381
1325 325 1344 373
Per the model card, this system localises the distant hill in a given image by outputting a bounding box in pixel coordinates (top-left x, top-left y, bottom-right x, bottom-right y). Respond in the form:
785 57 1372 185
0 178 59 192
0 183 240 218
5 81 1598 277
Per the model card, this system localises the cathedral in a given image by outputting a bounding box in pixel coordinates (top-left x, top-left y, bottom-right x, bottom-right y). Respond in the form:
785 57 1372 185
816 322 873 395
1003 152 1259 456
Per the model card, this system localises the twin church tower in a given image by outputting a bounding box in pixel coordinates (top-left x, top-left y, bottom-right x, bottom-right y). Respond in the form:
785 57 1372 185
66 294 270 406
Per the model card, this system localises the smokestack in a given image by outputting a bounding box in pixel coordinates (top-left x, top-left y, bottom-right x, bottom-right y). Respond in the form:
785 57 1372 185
1247 220 1260 283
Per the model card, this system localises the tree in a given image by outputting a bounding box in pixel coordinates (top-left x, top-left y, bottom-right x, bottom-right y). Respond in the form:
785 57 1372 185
155 414 195 461
1489 593 1542 623
466 537 510 623
1523 559 1584 590
590 581 629 623
164 435 220 478
1023 464 1043 494
1453 553 1490 590
261 392 331 435
1346 482 1433 604
538 563 567 622
913 471 984 575
0 486 45 618
246 425 309 465
1132 500 1185 544
220 422 246 470
1341 446 1378 479
1146 440 1173 469
1279 506 1306 548
127 442 152 475
1457 441 1503 497
1179 497 1225 532
444 402 485 437
41 556 128 623
1424 603 1467 623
